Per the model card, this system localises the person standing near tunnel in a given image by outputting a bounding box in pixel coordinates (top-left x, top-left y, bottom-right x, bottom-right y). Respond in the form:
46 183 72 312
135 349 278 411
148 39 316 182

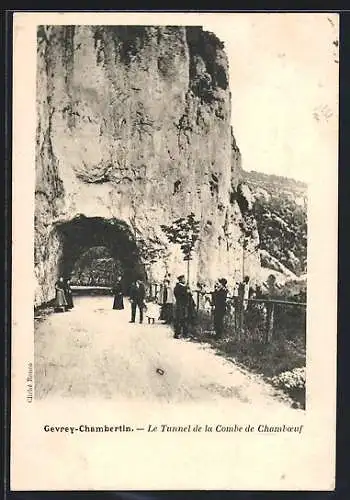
129 279 146 324
212 278 228 338
173 275 189 338
112 276 124 310
54 276 68 313
160 278 174 324
64 278 74 309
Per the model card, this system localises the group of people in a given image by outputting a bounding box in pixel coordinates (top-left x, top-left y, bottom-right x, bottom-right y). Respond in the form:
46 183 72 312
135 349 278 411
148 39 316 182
163 274 256 338
110 273 250 340
54 276 74 312
111 276 148 324
111 274 197 337
56 271 255 339
163 274 252 339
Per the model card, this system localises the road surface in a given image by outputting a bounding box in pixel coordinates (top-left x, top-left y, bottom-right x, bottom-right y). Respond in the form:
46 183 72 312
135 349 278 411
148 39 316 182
34 295 296 409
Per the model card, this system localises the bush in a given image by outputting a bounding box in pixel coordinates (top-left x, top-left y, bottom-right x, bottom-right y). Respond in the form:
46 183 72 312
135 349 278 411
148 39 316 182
270 367 305 391
270 367 306 409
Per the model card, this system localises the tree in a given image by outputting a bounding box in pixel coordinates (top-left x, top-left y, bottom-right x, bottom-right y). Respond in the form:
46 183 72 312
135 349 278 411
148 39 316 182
160 212 200 284
132 236 168 282
252 194 307 276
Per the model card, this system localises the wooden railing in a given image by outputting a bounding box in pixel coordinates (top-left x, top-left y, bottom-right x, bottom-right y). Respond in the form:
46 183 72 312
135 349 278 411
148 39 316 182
243 297 306 343
148 282 306 343
70 282 306 344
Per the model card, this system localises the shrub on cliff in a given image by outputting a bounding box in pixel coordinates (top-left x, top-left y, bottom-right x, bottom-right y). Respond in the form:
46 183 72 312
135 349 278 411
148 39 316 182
253 192 307 276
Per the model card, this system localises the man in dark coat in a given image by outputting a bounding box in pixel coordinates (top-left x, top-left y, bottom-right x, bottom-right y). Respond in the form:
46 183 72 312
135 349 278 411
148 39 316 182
129 279 146 324
173 275 189 338
212 278 228 338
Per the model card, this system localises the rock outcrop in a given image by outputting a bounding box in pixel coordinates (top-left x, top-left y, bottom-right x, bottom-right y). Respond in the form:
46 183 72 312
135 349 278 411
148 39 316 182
35 25 261 306
242 170 307 277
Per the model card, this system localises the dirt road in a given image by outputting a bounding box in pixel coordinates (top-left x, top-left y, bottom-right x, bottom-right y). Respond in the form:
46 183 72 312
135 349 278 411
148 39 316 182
35 296 295 408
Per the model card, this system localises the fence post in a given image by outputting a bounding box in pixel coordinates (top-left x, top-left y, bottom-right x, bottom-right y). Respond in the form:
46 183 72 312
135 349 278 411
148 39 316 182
234 296 243 341
240 298 244 340
265 302 275 343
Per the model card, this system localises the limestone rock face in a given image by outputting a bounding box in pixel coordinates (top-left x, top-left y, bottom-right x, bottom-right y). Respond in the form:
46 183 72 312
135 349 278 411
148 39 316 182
35 25 260 306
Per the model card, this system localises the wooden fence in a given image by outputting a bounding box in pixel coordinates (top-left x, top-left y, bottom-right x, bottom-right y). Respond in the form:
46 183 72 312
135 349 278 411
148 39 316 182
70 283 306 344
148 283 306 344
237 297 306 343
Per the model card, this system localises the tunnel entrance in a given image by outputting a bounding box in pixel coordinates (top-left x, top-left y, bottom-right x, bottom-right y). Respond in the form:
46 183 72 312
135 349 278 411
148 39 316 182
56 215 146 293
70 246 124 287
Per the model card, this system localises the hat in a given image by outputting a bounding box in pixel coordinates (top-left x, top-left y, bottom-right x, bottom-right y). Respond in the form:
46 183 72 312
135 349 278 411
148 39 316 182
219 278 228 286
177 275 185 281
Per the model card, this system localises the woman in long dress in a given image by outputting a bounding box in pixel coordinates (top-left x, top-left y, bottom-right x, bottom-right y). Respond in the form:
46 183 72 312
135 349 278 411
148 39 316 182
112 276 124 310
54 276 68 312
65 278 74 309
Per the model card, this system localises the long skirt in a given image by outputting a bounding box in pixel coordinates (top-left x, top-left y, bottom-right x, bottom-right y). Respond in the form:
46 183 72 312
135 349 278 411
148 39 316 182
55 289 67 311
113 293 124 310
66 291 74 309
161 303 173 324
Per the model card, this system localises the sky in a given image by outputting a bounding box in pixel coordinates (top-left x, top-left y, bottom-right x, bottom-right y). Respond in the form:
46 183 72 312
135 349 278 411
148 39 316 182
203 14 339 183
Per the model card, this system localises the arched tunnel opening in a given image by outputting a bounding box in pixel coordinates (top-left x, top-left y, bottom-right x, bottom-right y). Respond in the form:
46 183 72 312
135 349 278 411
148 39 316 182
55 215 147 295
70 246 124 287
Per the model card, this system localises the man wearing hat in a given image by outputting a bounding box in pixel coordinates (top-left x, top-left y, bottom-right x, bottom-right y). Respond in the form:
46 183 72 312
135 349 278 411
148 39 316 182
212 278 228 338
129 278 146 324
173 275 189 338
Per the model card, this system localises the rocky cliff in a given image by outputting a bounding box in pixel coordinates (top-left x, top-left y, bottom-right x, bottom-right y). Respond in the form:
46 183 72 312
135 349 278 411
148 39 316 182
242 170 307 278
35 25 260 306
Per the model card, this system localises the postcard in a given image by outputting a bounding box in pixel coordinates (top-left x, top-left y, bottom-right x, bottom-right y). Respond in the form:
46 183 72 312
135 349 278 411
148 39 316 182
11 11 338 490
